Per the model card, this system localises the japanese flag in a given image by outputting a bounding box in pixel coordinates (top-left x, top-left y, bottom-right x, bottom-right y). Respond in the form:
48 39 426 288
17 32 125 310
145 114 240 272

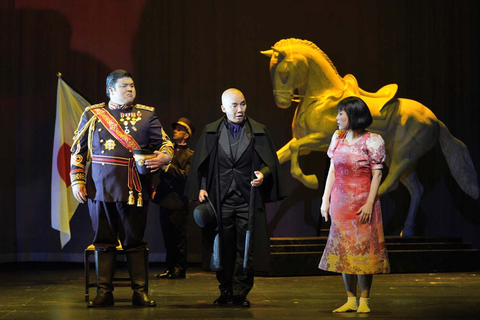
51 75 90 248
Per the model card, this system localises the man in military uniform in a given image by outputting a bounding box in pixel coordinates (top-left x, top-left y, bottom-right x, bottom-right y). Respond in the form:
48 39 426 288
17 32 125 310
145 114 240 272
154 117 195 279
186 88 286 307
71 69 174 308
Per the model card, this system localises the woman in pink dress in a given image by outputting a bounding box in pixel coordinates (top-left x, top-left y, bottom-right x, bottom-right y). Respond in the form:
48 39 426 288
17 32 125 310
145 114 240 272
319 96 390 314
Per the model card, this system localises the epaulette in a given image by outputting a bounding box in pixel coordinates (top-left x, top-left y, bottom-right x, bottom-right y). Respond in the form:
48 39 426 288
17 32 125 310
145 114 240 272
85 102 105 111
135 104 155 112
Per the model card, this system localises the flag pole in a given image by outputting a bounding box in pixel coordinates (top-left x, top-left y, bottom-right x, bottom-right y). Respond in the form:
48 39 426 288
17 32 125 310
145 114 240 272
56 72 92 103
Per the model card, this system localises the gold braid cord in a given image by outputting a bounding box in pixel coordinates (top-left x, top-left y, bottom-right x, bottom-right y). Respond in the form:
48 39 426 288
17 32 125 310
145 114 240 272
87 118 97 161
159 128 174 160
70 105 104 186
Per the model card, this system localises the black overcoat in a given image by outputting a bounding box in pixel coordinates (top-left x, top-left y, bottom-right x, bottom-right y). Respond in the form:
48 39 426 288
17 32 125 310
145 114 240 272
185 116 286 272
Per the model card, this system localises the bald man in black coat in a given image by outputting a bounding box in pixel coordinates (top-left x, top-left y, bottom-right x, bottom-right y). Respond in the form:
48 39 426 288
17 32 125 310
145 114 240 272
185 88 286 307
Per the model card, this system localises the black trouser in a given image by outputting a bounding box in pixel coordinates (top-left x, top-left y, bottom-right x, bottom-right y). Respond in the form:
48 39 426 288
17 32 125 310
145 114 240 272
216 192 254 297
88 199 148 251
159 204 188 271
88 199 150 295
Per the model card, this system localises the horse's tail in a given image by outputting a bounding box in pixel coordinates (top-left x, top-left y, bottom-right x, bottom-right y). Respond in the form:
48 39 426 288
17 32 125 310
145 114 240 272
438 120 479 199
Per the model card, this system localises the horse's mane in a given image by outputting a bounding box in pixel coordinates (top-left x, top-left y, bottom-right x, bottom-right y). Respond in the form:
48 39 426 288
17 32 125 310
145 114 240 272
273 38 340 77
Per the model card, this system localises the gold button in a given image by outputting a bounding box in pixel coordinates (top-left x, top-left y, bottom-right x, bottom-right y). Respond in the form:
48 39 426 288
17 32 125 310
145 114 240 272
98 128 103 132
101 150 105 154
102 163 105 166
100 139 104 143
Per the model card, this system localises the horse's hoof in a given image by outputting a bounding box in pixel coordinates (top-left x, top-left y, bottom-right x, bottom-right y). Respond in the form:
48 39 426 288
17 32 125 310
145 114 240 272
400 228 415 237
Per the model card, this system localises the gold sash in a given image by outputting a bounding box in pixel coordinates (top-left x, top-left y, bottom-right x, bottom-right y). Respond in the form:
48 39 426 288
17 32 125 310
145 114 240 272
89 107 141 152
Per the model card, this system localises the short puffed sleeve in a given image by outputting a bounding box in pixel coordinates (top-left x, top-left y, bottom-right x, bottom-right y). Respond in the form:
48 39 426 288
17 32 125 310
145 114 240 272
327 130 343 158
366 133 386 170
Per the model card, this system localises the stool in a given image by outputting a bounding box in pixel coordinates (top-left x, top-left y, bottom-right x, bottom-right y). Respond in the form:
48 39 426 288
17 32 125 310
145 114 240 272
84 244 149 302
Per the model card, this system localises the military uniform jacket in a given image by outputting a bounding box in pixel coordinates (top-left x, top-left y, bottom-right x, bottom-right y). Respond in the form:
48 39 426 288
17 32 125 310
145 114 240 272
154 144 194 206
70 103 174 202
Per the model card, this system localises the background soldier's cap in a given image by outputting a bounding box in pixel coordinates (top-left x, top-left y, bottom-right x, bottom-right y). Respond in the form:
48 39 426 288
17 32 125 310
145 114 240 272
132 148 156 175
172 117 195 136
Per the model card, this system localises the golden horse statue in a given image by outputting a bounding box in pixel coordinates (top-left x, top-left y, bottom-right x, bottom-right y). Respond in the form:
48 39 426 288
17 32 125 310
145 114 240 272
261 38 478 236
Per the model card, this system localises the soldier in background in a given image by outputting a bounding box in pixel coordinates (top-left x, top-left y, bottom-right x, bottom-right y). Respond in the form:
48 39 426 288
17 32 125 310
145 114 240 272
154 118 195 279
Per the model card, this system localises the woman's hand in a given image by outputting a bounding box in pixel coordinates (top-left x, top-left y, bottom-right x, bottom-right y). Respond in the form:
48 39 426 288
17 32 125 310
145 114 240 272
356 203 373 224
358 169 382 224
320 199 330 222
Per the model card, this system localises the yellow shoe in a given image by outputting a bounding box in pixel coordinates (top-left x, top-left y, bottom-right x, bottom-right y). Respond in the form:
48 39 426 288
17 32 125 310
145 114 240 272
333 297 357 313
357 297 370 314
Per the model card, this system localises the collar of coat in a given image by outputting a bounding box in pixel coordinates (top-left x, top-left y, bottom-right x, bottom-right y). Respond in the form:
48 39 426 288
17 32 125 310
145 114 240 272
204 116 266 135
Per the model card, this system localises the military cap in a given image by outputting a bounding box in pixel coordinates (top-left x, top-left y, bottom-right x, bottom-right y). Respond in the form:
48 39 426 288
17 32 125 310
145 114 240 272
132 148 156 175
172 117 195 137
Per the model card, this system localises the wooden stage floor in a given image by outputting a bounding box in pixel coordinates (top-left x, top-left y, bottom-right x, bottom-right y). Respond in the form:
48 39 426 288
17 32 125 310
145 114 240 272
0 262 479 319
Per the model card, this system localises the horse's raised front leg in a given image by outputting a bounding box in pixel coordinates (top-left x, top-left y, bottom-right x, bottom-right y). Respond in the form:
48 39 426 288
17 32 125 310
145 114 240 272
277 138 314 164
399 166 424 237
277 138 296 165
288 133 329 189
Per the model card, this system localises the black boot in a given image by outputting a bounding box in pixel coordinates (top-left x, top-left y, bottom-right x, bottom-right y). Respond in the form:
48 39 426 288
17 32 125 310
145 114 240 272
169 266 186 279
213 289 233 306
156 268 172 278
232 295 251 307
88 249 116 308
126 248 156 307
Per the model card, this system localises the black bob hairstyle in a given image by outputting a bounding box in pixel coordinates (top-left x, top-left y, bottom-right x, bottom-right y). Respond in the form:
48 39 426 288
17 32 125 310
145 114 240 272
106 69 133 98
337 96 373 130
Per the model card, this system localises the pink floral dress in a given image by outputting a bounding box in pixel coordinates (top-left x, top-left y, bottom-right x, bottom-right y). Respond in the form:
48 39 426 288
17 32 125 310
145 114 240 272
319 130 390 274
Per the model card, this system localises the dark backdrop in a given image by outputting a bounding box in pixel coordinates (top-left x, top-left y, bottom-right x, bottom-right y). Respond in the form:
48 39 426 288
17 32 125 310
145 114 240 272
2 0 479 263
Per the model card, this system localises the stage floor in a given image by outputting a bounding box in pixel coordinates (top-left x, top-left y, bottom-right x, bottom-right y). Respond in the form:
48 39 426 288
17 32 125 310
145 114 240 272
0 262 479 319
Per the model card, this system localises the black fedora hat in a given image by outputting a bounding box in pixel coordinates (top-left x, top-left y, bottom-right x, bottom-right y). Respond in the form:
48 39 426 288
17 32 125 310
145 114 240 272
193 196 217 228
172 117 195 137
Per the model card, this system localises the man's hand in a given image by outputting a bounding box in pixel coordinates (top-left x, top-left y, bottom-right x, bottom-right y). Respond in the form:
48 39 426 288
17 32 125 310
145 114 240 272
199 189 208 202
145 150 171 173
250 171 264 187
72 184 87 204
